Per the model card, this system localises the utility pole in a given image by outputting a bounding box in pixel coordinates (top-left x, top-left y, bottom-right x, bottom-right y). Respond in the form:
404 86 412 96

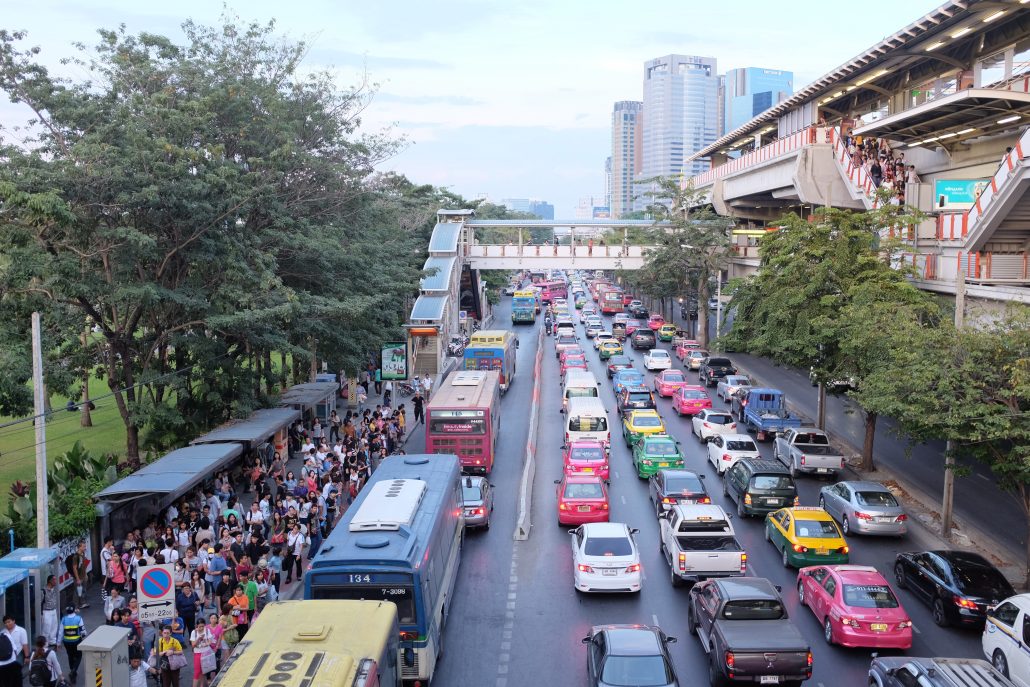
816 383 827 430
941 270 965 540
714 270 723 344
31 312 50 548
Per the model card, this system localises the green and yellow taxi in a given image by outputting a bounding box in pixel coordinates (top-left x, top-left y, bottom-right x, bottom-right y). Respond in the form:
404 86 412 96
631 434 684 478
657 324 679 342
622 409 667 448
574 294 587 309
764 506 850 568
598 340 624 360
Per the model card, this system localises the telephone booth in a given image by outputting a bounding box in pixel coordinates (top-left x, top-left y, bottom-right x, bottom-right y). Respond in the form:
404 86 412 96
0 547 58 639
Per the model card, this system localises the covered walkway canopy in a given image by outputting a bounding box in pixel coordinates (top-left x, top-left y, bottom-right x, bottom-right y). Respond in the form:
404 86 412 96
95 443 243 508
410 294 448 321
853 89 1030 144
421 256 457 292
428 223 462 253
191 407 300 449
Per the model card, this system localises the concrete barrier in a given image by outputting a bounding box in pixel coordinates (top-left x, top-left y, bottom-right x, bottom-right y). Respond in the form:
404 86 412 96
514 325 545 540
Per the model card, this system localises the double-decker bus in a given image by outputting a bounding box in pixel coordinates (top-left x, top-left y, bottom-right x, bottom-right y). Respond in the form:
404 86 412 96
211 600 401 687
601 289 625 315
305 455 463 686
425 370 501 473
511 289 538 323
462 330 517 390
538 280 568 304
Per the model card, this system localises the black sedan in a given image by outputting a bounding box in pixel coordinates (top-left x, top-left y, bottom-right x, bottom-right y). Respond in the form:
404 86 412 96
647 469 709 516
606 355 635 379
583 625 679 687
893 550 1015 627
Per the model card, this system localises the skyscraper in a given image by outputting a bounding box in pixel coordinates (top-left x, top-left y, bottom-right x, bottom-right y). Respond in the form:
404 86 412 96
723 67 793 135
637 54 719 206
610 101 642 218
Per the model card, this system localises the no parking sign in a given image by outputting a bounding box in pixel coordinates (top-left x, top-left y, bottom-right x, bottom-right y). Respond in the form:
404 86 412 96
137 564 175 622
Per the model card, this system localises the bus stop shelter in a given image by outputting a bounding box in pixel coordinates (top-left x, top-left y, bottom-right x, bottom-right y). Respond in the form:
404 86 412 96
94 443 243 540
278 382 338 425
0 548 58 639
0 568 29 636
191 407 300 461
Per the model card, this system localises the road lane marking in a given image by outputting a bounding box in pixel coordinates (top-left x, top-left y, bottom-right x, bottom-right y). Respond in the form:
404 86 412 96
978 473 990 481
614 471 620 479
621 495 627 504
652 614 660 626
912 624 921 634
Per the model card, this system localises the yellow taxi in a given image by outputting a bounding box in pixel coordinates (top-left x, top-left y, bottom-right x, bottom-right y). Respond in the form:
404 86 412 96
657 324 679 342
622 409 666 448
598 340 624 360
764 506 850 569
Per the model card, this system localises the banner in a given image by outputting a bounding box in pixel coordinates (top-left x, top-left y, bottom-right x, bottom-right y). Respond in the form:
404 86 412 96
53 535 92 592
381 342 408 380
934 178 990 210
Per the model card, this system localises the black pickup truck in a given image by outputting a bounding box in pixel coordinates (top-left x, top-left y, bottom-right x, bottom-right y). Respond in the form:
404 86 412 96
688 577 812 687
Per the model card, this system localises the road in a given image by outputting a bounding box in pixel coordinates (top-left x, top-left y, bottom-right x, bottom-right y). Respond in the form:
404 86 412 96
430 297 984 687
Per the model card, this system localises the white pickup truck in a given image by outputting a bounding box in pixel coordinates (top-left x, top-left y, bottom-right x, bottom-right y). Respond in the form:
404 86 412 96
773 427 845 478
658 503 747 587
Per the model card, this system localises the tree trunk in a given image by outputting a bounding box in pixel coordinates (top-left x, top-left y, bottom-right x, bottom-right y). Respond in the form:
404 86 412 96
861 410 877 472
265 349 274 395
1023 494 1030 589
697 278 711 350
254 348 262 398
107 340 141 464
79 328 92 427
280 350 288 390
309 338 318 383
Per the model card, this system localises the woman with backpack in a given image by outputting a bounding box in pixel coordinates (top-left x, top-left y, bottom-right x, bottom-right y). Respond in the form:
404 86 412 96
28 636 62 687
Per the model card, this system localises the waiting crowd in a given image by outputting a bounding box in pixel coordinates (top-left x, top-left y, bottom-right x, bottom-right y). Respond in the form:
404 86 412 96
0 382 428 687
842 129 921 205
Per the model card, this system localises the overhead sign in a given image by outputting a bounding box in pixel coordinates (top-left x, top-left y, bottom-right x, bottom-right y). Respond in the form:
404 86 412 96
137 564 175 622
935 178 990 211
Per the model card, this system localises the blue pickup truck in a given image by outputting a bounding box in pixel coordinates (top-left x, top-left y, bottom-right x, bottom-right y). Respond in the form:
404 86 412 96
740 388 803 441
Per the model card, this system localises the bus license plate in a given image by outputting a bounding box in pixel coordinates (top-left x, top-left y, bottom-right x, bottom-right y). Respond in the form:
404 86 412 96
578 505 591 512
760 677 779 684
871 623 888 632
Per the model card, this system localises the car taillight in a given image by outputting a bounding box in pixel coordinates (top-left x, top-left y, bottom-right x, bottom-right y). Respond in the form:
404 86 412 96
703 422 711 428
474 507 485 516
896 514 908 521
728 423 737 430
800 455 806 466
559 502 568 511
626 563 641 573
565 432 570 444
792 543 808 553
954 595 978 609
699 496 711 504
839 457 845 469
577 564 594 573
840 617 859 627
838 545 849 554
400 631 418 641
740 553 748 573
662 497 673 504
600 502 609 510
793 496 800 506
606 431 611 443
678 552 686 571
743 493 752 505
725 651 735 670
855 511 873 520
806 652 813 669
722 454 732 462
898 620 911 629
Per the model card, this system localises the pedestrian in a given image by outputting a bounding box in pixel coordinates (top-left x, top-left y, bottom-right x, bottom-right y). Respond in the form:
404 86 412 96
105 549 127 597
373 368 382 395
311 418 324 445
413 391 424 424
104 588 125 625
67 542 90 609
60 605 84 683
40 575 59 649
226 586 251 640
284 524 306 585
0 615 29 687
153 626 185 687
422 373 432 400
328 411 341 443
27 636 61 687
175 583 200 634
189 617 217 687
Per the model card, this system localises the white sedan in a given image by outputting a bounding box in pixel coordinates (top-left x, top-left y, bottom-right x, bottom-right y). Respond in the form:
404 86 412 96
716 375 752 401
585 322 603 338
593 332 615 349
706 433 761 475
570 522 642 593
643 349 672 371
691 409 738 442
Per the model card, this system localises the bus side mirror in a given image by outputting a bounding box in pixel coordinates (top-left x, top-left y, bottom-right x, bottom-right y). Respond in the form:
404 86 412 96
553 479 561 485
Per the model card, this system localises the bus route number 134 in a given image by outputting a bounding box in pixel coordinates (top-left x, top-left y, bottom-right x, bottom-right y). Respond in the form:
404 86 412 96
348 574 372 583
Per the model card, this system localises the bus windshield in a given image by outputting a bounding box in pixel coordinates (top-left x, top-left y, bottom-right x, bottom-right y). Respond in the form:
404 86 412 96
311 585 416 624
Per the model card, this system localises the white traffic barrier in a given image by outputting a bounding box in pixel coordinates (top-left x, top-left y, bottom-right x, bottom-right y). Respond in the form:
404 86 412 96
515 325 545 540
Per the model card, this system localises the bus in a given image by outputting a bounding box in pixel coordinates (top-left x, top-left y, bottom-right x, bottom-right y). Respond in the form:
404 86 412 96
591 280 611 302
601 289 625 315
539 280 568 304
305 455 463 686
462 330 517 390
210 600 401 687
511 290 538 323
425 370 501 473
529 270 547 284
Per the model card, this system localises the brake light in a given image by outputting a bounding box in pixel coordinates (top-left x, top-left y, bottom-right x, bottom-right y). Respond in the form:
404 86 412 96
793 496 800 506
854 512 873 520
400 631 418 641
840 617 859 628
725 651 735 670
792 543 808 553
740 553 748 573
954 595 978 609
838 545 849 554
600 502 609 510
565 432 570 444
474 507 485 516
577 564 594 573
559 502 568 511
898 620 911 629
699 496 711 504
678 552 686 571
806 652 813 669
800 455 806 466
606 431 611 443
896 514 908 521
626 563 641 573
743 493 752 505
662 497 673 504
722 454 732 462
839 457 845 469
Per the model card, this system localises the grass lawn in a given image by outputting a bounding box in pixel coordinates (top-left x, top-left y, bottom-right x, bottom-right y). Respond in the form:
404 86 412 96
0 375 127 498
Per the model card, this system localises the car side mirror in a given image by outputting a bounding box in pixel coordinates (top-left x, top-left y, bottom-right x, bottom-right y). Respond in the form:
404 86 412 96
581 636 591 645
774 585 782 592
630 528 639 535
666 636 677 644
560 444 567 450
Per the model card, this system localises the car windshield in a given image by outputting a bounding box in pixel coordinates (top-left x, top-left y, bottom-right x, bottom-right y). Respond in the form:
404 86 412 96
600 655 673 687
665 475 704 493
953 561 1012 596
461 486 482 502
705 414 733 424
751 476 793 490
722 599 785 620
571 447 605 461
563 482 603 499
855 491 899 507
628 393 653 404
725 440 758 452
634 416 663 427
647 441 677 456
583 536 633 556
650 351 669 358
725 376 749 385
793 519 840 537
707 358 732 366
843 584 900 609
680 390 707 400
662 373 685 383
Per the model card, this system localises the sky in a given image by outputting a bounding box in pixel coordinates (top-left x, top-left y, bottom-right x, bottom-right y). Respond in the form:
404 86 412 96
3 0 944 216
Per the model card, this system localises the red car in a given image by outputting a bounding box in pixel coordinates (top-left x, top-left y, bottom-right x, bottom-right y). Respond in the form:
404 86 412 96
797 564 912 649
625 319 645 336
674 341 700 361
647 314 665 331
654 369 689 398
555 474 610 526
560 346 586 362
621 293 636 306
560 354 588 376
562 440 610 480
671 385 712 416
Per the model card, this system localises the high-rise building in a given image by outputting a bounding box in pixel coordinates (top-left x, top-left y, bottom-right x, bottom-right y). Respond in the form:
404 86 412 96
637 54 719 207
529 200 554 220
610 101 643 217
723 67 793 135
604 156 613 210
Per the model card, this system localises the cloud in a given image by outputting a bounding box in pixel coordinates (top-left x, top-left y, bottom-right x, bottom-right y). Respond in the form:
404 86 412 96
376 93 484 106
306 47 451 70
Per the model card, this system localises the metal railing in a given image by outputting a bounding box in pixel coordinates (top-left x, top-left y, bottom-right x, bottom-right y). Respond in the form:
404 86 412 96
468 244 651 259
689 127 823 187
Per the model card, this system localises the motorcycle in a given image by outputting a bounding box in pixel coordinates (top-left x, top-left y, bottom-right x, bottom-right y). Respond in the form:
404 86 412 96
447 335 469 357
399 381 417 397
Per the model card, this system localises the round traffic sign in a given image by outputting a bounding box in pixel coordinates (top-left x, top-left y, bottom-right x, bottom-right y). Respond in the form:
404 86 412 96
139 568 172 599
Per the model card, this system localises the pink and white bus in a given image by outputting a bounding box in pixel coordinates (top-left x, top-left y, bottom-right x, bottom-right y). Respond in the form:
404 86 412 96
425 370 501 474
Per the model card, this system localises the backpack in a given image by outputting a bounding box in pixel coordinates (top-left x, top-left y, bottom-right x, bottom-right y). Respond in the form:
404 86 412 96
0 633 12 662
29 653 50 687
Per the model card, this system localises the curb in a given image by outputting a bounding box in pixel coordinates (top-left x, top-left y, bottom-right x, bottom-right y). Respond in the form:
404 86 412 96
514 326 545 541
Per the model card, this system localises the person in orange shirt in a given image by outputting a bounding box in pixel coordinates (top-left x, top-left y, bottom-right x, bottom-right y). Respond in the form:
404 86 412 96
226 586 251 640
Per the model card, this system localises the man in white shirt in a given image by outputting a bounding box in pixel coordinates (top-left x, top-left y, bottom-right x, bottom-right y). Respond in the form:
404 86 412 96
0 615 30 687
422 374 433 399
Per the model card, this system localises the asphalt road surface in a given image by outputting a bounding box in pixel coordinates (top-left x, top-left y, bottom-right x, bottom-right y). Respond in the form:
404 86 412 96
428 298 984 687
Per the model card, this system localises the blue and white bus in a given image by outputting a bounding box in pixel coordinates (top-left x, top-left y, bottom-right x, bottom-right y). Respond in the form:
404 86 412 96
305 454 464 685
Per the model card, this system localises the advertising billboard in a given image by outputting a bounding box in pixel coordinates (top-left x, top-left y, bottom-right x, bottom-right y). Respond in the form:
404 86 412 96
935 178 990 211
381 341 408 380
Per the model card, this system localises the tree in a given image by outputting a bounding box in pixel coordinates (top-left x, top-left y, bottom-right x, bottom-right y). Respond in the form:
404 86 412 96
636 178 733 349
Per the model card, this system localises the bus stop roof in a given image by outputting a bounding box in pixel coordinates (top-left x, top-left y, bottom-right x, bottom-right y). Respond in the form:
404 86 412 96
278 382 339 410
190 407 300 447
0 547 58 569
0 568 27 594
95 443 243 505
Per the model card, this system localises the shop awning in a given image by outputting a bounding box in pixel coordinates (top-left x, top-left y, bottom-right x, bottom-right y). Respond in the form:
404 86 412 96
191 407 300 447
95 444 243 505
854 89 1030 144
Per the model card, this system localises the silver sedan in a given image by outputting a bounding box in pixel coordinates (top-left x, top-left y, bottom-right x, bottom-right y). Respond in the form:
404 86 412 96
716 375 752 401
818 480 907 536
461 476 494 529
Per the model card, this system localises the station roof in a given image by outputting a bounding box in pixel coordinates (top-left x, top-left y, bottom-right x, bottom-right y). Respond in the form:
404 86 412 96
854 88 1030 143
0 568 27 595
691 1 1030 160
428 223 462 253
278 382 339 409
421 256 457 292
410 294 448 321
190 407 300 447
95 443 243 504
